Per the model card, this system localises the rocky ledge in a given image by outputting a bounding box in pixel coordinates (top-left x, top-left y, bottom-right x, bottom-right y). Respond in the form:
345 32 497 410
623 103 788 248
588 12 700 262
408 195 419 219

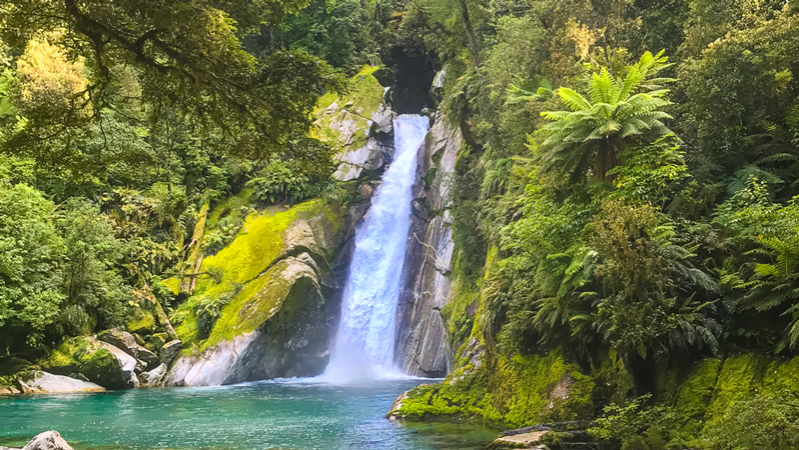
1 328 181 394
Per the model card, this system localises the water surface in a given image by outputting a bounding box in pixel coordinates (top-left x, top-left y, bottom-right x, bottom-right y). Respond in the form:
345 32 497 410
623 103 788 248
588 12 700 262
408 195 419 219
0 379 496 450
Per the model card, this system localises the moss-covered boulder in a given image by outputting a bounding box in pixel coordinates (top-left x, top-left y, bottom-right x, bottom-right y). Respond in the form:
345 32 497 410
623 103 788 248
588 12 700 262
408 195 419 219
166 199 353 386
314 65 395 182
387 338 596 428
40 336 138 390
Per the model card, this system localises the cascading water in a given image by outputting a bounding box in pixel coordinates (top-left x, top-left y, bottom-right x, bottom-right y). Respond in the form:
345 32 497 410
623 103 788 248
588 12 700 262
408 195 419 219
325 114 430 383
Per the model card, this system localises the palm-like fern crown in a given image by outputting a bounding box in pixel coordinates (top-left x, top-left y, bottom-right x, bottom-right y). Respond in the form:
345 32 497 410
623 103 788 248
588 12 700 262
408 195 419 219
536 51 676 179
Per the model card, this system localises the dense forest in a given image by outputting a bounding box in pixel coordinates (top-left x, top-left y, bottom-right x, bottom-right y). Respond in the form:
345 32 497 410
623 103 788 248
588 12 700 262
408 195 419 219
3 0 799 448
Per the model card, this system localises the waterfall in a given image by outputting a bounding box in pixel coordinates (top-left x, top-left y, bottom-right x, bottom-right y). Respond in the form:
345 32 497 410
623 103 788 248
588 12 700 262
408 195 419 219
325 114 430 383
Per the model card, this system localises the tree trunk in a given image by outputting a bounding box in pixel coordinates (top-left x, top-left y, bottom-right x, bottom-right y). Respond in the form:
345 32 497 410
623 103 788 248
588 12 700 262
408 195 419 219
457 0 481 68
595 139 620 180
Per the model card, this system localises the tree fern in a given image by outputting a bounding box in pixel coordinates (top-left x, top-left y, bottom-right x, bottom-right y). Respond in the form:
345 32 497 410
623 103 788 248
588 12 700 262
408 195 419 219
536 51 675 181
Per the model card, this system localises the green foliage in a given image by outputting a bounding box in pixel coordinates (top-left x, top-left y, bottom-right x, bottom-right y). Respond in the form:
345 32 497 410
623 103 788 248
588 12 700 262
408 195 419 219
54 198 131 338
0 184 64 352
193 284 242 338
589 394 678 450
268 0 385 72
607 137 690 206
246 159 324 205
536 51 675 181
0 0 346 175
704 393 799 450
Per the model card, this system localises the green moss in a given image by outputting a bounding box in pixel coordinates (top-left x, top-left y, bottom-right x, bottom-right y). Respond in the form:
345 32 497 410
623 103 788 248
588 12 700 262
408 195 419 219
312 65 384 157
127 308 156 334
670 358 722 440
41 336 128 389
203 258 308 349
702 354 769 430
80 348 126 389
173 198 345 352
395 348 594 428
589 349 635 413
206 189 253 230
759 356 799 397
160 277 181 296
197 200 322 288
440 272 478 345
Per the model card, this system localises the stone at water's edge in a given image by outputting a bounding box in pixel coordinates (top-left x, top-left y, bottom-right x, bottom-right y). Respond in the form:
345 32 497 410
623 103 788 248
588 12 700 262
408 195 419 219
20 431 73 450
40 336 140 390
394 107 463 377
167 254 329 385
487 431 551 450
139 363 168 387
18 372 105 394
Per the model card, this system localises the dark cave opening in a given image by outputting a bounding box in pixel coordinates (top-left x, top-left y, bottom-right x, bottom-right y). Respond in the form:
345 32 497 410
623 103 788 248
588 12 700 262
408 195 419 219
378 47 438 114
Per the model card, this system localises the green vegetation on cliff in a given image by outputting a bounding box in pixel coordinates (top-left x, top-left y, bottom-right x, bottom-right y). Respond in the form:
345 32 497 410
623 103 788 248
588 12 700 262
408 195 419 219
383 0 799 447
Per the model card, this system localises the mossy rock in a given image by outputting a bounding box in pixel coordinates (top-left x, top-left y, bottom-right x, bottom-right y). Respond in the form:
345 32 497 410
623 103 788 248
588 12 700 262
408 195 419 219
145 333 168 352
127 308 156 334
41 336 134 390
173 199 346 351
391 346 595 428
160 277 182 296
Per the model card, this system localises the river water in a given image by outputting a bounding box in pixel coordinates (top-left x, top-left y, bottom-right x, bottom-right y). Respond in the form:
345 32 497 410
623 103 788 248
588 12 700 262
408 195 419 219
0 379 496 450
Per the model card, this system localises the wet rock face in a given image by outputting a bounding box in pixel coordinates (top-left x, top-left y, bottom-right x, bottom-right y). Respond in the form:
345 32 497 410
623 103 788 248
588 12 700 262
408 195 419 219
394 110 462 377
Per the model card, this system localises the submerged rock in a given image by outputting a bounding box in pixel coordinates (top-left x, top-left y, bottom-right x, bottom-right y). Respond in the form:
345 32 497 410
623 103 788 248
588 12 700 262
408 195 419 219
21 431 73 450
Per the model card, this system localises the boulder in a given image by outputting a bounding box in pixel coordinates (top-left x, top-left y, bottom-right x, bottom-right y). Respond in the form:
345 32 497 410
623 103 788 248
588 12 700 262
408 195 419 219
17 380 39 394
145 333 168 352
132 333 146 346
166 195 356 386
139 364 167 387
136 346 159 370
159 340 182 364
21 431 73 450
0 385 20 395
41 336 139 389
22 372 104 394
167 255 328 386
97 329 138 358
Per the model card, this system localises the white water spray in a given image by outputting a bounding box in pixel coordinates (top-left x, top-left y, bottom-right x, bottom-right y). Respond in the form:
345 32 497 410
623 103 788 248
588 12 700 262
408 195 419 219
324 115 430 383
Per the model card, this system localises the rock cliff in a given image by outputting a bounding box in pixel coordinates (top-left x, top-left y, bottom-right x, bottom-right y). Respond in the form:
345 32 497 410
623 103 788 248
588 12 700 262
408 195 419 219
394 112 462 377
